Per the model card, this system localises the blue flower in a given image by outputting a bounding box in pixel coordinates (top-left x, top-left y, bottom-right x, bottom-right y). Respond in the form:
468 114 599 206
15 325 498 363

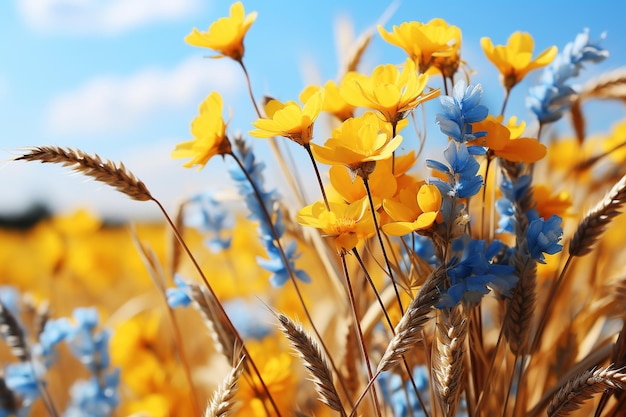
495 174 535 233
0 287 21 317
527 214 563 263
5 362 43 404
223 299 272 340
38 317 73 363
401 234 438 268
229 139 309 286
427 142 484 200
527 29 608 123
257 241 311 287
185 193 233 253
166 274 193 308
439 238 517 308
436 80 489 143
378 366 429 417
64 370 120 417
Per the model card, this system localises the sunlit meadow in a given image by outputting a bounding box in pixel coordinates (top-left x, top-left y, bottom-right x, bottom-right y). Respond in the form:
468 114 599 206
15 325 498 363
4 2 626 417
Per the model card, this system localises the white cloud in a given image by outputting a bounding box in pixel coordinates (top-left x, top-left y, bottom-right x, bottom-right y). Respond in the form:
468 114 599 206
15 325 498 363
17 0 202 35
46 56 240 136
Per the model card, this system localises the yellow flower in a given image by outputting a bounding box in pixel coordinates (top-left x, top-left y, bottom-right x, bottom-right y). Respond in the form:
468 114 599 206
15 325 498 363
297 197 377 254
238 338 297 416
249 91 323 146
481 32 557 91
340 58 439 125
533 184 572 220
172 92 231 170
184 2 257 60
378 19 462 76
471 115 546 163
311 112 403 173
382 183 441 236
328 161 398 204
300 81 355 122
602 119 626 163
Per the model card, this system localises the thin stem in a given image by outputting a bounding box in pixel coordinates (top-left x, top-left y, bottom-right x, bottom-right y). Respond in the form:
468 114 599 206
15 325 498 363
237 58 262 119
340 253 382 417
303 143 330 210
353 249 431 417
473 320 506 417
500 88 511 117
151 197 283 417
442 74 450 96
502 353 520 417
33 362 59 417
362 176 404 315
228 151 353 405
237 58 306 206
530 254 574 354
481 154 494 241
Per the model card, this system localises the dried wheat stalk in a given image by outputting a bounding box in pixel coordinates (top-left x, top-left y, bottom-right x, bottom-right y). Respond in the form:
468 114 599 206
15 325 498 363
503 250 537 355
569 174 626 257
377 265 445 373
15 146 153 202
547 366 626 417
205 355 246 417
433 307 467 417
277 313 345 415
0 301 29 362
188 283 237 365
579 67 626 102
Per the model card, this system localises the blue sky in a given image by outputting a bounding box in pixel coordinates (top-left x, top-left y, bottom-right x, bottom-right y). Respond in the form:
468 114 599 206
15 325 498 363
1 0 625 220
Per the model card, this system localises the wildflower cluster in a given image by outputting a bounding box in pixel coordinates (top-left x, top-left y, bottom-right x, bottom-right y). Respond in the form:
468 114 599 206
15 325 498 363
1 288 118 417
8 2 626 417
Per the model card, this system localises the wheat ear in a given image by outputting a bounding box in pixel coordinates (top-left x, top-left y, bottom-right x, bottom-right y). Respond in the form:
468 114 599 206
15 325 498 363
276 313 346 416
205 355 246 417
569 174 626 257
547 366 626 417
377 265 445 373
14 146 152 202
433 307 467 417
0 301 29 362
188 283 238 366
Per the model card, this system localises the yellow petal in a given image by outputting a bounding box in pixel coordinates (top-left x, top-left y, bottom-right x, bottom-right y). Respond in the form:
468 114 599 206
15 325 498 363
417 184 442 213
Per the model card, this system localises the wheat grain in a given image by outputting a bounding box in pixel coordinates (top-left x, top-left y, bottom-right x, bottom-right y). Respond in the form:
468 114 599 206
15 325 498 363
0 300 29 362
14 146 153 202
569 174 626 257
547 366 626 417
277 313 345 414
205 356 246 417
377 266 445 373
433 307 467 417
188 283 238 365
503 251 537 355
